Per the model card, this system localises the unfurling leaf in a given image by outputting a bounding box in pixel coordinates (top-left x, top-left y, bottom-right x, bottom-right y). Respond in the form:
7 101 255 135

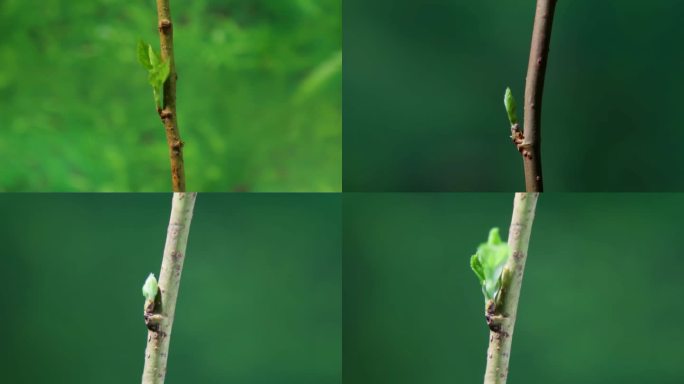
137 40 171 109
470 228 511 301
148 60 170 109
148 60 171 89
149 44 161 67
504 87 518 126
137 40 152 70
142 273 159 301
145 59 171 109
470 254 485 285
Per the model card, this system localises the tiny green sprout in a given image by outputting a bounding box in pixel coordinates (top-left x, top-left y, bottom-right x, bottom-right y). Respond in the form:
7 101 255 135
137 40 152 70
142 273 159 302
137 39 171 110
470 228 511 302
504 87 518 126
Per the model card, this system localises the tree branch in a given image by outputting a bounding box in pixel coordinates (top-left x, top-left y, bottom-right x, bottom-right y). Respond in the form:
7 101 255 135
483 193 538 384
142 192 197 384
156 0 185 192
521 0 557 192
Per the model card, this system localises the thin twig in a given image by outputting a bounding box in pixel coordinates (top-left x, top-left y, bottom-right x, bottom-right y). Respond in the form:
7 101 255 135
156 0 185 192
142 192 197 384
521 0 557 192
483 193 538 384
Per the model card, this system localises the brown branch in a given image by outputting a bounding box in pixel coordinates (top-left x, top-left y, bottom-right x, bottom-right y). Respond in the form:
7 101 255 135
156 0 185 192
521 0 557 192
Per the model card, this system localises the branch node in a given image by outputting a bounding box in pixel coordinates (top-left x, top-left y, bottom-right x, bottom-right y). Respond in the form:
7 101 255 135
144 313 164 332
172 140 184 153
159 109 173 120
158 19 172 33
486 315 504 333
485 303 508 333
510 124 533 158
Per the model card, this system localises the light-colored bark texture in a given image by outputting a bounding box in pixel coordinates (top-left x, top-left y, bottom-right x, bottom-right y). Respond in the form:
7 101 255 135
142 192 197 384
483 192 538 384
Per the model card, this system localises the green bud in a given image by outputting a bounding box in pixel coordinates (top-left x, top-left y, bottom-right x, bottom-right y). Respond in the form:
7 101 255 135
142 273 158 301
148 44 161 67
487 226 503 245
137 40 152 70
470 228 511 301
136 39 170 110
504 87 518 125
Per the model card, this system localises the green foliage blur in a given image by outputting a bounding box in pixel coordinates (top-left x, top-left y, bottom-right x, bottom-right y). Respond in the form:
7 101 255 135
344 193 684 383
0 194 341 383
344 1 684 191
0 0 341 191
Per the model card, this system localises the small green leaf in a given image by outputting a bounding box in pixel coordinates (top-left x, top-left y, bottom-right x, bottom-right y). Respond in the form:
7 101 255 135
147 60 170 109
149 45 161 67
487 226 503 245
470 227 511 301
494 267 512 304
504 87 518 125
142 273 158 301
137 40 152 70
470 254 485 284
151 60 171 88
148 60 170 87
137 41 169 109
149 60 170 109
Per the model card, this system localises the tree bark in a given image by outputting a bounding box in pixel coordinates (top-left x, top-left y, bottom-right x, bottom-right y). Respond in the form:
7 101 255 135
142 192 197 384
521 0 557 192
483 193 538 384
156 0 185 192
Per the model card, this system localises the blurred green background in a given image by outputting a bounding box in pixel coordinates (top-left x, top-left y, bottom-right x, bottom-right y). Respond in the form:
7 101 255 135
0 194 340 383
344 1 684 191
344 193 684 383
0 0 341 191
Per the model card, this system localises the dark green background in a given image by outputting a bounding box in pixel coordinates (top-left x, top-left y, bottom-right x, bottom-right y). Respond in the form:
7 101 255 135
0 194 340 383
344 193 684 383
344 1 684 191
0 0 341 191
